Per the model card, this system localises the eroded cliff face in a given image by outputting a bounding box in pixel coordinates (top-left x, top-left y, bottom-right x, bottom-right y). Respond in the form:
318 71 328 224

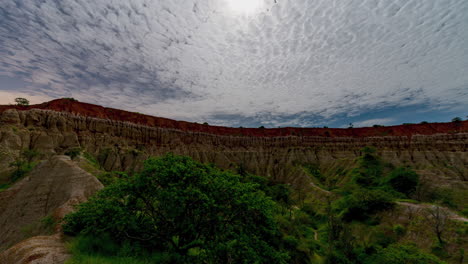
0 108 466 189
0 155 103 251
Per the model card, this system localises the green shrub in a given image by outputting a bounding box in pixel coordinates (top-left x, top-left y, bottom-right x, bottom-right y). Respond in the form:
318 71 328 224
386 167 419 196
83 152 99 167
0 183 11 192
336 189 394 222
65 148 82 160
41 215 57 234
429 188 456 209
63 154 288 263
96 171 128 186
352 147 383 188
393 224 406 236
363 244 445 264
9 149 40 183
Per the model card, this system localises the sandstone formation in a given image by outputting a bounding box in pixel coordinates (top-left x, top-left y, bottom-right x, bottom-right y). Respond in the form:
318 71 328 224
0 155 103 262
0 234 70 264
0 99 466 262
0 106 466 188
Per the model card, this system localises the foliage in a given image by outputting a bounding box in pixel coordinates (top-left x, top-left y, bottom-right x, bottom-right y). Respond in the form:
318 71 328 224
428 188 456 209
0 183 11 192
63 148 450 264
21 149 40 163
41 215 57 234
97 171 128 186
8 149 39 182
363 244 446 264
385 167 419 196
83 152 99 167
66 235 162 264
393 224 406 237
336 188 394 222
14 97 30 106
451 117 462 123
351 147 383 188
65 147 82 160
63 154 288 263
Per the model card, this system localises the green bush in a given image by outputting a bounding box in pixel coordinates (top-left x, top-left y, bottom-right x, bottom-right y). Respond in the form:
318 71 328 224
363 244 445 264
63 154 288 263
336 189 394 222
393 224 406 237
352 147 383 188
386 167 419 196
96 171 128 186
65 148 82 160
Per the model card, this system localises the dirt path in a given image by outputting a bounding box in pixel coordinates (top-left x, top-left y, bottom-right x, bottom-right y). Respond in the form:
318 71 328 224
397 202 468 222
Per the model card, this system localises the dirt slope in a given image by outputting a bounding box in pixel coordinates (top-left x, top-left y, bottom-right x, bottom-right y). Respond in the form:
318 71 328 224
0 155 103 263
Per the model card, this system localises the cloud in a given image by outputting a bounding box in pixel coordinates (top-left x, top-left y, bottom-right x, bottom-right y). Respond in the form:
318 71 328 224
0 91 53 105
0 0 467 126
353 118 396 128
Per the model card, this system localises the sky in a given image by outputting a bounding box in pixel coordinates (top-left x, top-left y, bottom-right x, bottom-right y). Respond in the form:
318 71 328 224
0 0 467 128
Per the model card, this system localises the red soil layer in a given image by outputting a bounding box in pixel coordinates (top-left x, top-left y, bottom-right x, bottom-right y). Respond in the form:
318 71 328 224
1 99 467 138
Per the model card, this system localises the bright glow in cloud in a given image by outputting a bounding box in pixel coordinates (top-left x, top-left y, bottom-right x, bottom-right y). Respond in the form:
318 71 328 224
226 0 264 14
0 0 467 127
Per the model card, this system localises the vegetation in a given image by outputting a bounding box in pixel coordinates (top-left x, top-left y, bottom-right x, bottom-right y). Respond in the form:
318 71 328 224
65 147 82 160
64 154 288 263
8 149 39 182
63 149 455 263
385 167 419 196
14 97 30 106
363 244 446 264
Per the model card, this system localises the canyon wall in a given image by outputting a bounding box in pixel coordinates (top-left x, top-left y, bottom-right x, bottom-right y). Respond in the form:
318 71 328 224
1 108 466 189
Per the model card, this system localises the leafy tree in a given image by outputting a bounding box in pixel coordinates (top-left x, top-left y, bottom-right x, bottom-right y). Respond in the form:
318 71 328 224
427 205 448 245
63 154 288 263
352 147 383 188
14 97 30 106
451 117 462 123
386 167 419 196
336 188 394 222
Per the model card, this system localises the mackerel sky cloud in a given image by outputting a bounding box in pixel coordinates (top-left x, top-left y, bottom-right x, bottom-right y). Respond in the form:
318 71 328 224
0 0 467 127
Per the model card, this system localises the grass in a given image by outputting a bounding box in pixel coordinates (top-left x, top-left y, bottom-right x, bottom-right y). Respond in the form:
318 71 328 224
65 235 175 264
0 183 11 192
83 152 100 168
41 215 57 234
65 255 150 264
